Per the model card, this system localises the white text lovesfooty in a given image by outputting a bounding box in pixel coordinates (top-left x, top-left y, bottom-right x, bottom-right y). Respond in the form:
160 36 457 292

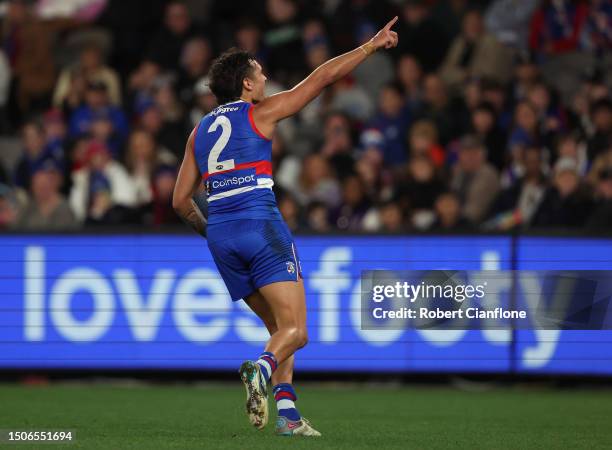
212 175 256 189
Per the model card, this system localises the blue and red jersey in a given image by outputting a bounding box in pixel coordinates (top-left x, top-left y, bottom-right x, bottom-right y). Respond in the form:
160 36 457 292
193 100 282 225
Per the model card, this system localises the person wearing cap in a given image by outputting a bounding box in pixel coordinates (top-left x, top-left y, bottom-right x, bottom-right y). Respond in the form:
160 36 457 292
17 158 77 230
450 135 500 224
531 156 594 228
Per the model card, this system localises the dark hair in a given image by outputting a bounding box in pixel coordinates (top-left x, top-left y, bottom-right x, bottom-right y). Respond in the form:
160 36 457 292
474 101 497 117
382 81 405 97
208 48 255 105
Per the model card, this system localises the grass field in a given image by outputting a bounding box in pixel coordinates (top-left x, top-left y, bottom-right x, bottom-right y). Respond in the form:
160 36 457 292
0 383 611 449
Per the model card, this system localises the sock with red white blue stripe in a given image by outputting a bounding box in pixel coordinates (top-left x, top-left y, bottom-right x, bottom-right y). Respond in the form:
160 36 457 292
273 383 300 421
255 351 277 382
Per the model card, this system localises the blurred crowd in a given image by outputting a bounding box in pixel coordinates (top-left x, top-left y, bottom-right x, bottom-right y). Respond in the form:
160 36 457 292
0 0 611 233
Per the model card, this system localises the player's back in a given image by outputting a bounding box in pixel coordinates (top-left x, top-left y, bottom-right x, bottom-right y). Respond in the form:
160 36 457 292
193 100 281 225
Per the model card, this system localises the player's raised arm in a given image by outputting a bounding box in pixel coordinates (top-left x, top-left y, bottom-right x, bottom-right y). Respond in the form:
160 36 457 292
252 16 399 136
172 127 208 237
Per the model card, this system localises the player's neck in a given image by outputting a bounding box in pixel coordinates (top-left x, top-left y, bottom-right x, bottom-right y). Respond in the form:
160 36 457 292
240 95 253 104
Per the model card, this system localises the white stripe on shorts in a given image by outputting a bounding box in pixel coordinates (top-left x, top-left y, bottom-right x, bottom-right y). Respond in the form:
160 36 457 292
291 242 299 281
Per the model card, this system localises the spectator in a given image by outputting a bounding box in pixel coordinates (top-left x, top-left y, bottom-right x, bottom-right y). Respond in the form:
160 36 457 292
506 101 542 181
395 0 449 72
532 156 593 228
263 0 304 85
407 120 445 168
510 52 541 105
451 135 500 223
176 37 212 107
481 78 512 129
147 165 182 226
396 54 423 112
18 159 77 230
277 191 301 232
586 166 612 230
462 77 483 112
43 108 68 148
430 0 476 41
151 78 189 155
288 153 341 208
581 0 612 54
68 80 129 147
378 200 407 233
529 0 589 57
188 77 217 128
236 20 267 64
488 146 548 230
431 191 472 231
53 44 122 109
527 82 566 148
330 175 376 231
587 98 612 161
471 102 507 171
415 74 461 144
485 0 541 49
69 140 138 223
366 82 411 166
146 0 198 70
124 129 175 206
14 120 64 190
439 9 513 92
554 133 588 177
329 75 375 123
319 112 356 180
127 60 161 114
396 154 445 213
0 184 20 229
1 0 80 120
354 142 390 202
529 0 591 102
138 103 185 160
588 145 612 186
304 201 330 233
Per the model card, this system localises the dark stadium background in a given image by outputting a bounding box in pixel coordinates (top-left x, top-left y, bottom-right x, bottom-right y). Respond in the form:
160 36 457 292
1 0 612 448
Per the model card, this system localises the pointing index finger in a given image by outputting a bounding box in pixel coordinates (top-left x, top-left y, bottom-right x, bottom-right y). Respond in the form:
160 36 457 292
384 16 398 30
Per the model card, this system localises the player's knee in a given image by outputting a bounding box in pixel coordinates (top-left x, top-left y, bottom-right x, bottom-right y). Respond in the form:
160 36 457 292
282 326 307 349
296 327 308 349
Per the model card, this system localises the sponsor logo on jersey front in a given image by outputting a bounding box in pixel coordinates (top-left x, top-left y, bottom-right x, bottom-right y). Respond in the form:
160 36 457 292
211 174 256 189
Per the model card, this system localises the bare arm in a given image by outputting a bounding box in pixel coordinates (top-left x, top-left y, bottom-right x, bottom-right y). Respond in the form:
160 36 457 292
173 128 207 237
253 16 399 137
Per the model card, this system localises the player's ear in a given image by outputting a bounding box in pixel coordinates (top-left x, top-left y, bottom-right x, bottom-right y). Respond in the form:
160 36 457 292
243 76 253 93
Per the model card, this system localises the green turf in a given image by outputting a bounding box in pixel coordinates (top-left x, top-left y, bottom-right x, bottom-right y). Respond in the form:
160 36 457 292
0 383 611 449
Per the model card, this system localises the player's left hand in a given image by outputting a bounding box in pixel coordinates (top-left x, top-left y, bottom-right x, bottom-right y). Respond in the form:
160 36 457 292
371 16 399 50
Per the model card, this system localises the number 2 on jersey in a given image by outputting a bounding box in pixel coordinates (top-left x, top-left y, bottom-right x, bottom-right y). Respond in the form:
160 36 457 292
207 115 235 174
